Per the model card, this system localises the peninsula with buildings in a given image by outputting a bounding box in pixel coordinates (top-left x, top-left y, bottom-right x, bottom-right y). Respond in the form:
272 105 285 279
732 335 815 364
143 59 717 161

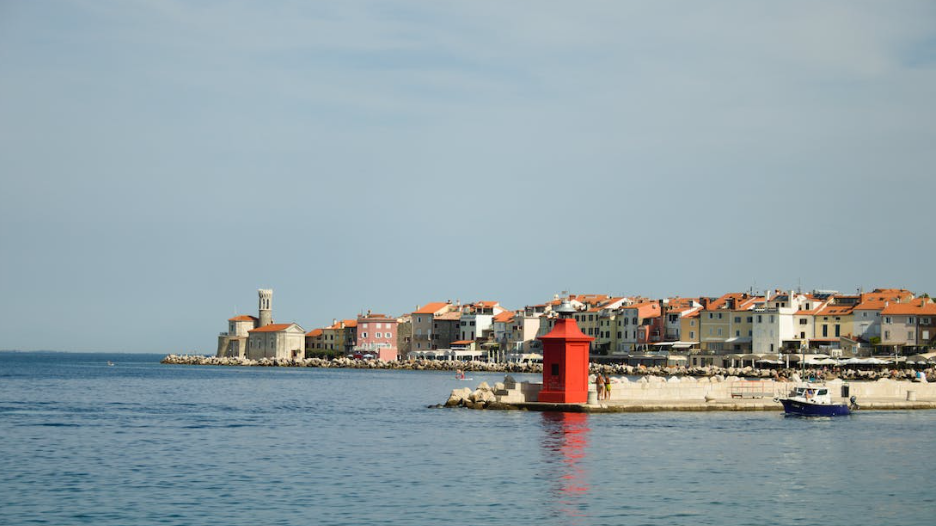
188 287 936 372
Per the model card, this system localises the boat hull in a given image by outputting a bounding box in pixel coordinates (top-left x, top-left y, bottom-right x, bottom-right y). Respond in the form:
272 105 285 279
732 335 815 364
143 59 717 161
780 399 851 417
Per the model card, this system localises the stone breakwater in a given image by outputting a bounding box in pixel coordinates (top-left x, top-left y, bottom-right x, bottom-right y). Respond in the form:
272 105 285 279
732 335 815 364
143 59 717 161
160 355 541 373
161 354 934 382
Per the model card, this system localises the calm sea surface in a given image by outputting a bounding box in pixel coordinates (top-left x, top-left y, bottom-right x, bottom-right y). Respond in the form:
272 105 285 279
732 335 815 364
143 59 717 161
1 352 935 526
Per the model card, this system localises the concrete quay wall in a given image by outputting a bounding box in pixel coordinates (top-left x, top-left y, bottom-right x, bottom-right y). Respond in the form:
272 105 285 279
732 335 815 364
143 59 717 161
588 377 936 403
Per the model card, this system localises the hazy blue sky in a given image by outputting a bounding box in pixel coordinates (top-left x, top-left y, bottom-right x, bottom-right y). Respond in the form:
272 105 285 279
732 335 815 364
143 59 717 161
1 1 934 353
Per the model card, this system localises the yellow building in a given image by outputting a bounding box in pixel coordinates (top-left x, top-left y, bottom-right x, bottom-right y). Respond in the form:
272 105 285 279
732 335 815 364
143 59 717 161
680 309 702 347
814 304 854 342
699 293 762 353
322 319 358 355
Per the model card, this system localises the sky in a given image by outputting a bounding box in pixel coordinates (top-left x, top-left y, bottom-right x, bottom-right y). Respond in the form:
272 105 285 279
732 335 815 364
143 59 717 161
1 1 935 353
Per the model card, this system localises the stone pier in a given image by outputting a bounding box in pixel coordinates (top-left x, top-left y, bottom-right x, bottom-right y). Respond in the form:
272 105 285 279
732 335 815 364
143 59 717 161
443 376 936 412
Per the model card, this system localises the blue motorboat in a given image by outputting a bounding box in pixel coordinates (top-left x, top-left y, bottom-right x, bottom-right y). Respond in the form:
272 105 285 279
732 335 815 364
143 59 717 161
775 385 857 416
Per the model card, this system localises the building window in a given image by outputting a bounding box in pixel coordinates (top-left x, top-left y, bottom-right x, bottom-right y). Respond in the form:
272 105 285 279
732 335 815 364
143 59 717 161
908 331 914 340
799 319 807 325
717 328 722 336
734 317 741 323
757 315 762 323
908 317 915 325
690 331 695 339
884 317 891 324
362 332 368 338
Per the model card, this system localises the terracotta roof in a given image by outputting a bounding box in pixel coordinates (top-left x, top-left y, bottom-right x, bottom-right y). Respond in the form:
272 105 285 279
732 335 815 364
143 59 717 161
414 302 450 314
228 315 258 322
493 311 514 323
435 311 462 321
597 297 627 309
343 319 358 328
857 289 915 308
474 301 499 308
667 306 696 315
795 307 823 316
249 323 296 333
706 293 762 311
854 299 889 311
666 297 698 309
306 329 323 337
575 294 609 305
817 305 855 316
621 302 661 318
881 298 936 316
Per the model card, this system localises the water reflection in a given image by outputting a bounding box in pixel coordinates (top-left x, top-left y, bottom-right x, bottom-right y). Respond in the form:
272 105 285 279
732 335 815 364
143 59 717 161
540 412 591 523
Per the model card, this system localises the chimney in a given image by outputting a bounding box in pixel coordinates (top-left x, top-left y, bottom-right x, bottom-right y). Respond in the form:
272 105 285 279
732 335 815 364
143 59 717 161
700 298 709 309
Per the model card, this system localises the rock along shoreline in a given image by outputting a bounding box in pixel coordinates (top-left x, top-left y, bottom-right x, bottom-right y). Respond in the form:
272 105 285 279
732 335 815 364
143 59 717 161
160 354 935 382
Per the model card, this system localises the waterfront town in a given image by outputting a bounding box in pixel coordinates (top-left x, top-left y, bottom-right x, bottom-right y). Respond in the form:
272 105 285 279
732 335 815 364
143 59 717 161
213 288 936 370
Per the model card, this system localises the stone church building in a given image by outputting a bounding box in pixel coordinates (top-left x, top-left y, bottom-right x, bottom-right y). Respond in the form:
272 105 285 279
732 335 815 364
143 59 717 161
217 289 305 360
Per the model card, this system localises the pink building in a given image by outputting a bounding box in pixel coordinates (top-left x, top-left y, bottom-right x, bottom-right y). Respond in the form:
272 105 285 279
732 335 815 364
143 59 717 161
355 313 399 361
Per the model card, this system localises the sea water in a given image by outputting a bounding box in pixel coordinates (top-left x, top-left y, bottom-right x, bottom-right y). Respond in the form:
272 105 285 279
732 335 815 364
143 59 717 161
1 352 934 526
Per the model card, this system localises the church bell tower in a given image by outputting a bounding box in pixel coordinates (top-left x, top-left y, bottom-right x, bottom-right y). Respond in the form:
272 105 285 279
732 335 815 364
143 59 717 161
258 289 273 327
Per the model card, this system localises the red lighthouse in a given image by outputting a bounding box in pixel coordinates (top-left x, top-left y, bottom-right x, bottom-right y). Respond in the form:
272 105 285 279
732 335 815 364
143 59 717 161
537 300 594 404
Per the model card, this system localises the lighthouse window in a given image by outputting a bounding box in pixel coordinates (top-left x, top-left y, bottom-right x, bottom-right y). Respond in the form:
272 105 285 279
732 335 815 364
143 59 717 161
551 364 559 376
